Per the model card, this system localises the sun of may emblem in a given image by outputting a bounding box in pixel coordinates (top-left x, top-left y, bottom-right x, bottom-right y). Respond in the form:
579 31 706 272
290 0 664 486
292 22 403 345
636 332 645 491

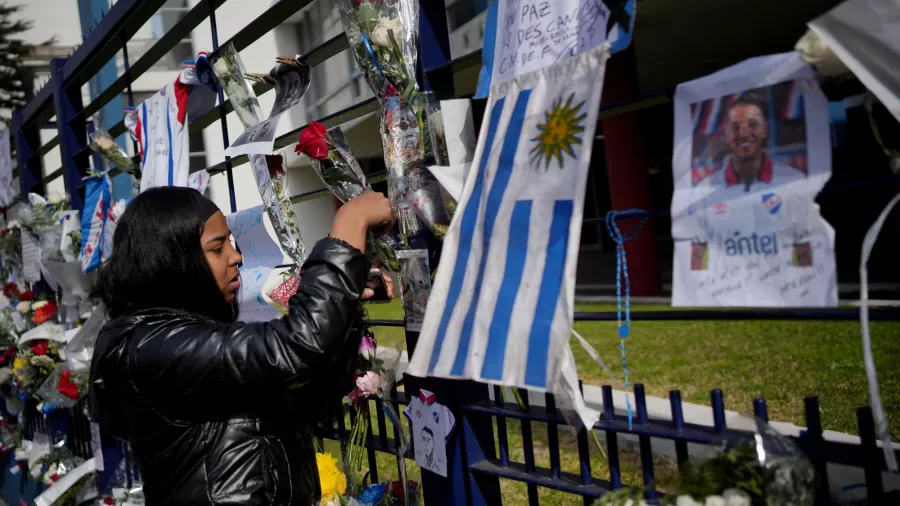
529 92 587 170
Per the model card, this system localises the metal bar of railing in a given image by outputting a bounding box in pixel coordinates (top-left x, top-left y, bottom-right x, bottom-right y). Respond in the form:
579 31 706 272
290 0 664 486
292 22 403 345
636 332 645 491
207 0 237 213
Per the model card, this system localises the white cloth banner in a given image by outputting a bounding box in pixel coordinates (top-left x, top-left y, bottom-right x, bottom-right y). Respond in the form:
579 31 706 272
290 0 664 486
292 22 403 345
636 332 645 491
0 129 15 207
408 47 608 395
808 0 900 124
670 52 838 307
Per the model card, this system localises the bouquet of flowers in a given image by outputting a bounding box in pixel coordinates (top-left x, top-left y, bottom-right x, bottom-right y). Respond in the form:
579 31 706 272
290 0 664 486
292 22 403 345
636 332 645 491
27 192 68 231
316 451 420 506
294 122 401 272
90 129 137 175
335 0 455 243
13 339 65 395
593 420 816 506
36 363 89 409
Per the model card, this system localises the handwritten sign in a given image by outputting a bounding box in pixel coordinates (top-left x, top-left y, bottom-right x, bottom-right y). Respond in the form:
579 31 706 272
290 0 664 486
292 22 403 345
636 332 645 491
493 0 610 84
226 206 285 322
226 205 284 270
0 130 15 208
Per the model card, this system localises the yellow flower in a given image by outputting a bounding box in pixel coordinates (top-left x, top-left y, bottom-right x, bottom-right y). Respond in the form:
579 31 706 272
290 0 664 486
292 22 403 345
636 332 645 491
13 357 26 371
316 452 346 504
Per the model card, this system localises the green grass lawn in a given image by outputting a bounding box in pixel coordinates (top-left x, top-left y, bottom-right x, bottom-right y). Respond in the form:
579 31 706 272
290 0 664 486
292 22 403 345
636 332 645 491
354 300 900 505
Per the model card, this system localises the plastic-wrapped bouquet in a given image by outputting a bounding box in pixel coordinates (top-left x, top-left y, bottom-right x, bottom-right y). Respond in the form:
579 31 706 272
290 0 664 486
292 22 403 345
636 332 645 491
35 363 89 409
593 420 816 506
294 122 401 272
13 339 65 396
335 0 455 243
89 129 137 175
316 451 420 506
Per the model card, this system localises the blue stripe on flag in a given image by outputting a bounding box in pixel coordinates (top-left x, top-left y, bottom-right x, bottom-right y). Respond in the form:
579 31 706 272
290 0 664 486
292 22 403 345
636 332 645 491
166 105 174 185
141 103 148 169
428 97 507 373
524 200 574 388
480 200 532 380
451 90 533 376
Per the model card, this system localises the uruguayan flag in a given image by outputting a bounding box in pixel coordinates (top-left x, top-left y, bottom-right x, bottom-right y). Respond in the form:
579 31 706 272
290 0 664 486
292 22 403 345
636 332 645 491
408 48 609 397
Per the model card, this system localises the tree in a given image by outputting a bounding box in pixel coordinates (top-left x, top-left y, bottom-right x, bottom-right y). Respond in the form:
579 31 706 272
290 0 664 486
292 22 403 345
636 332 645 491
0 2 31 129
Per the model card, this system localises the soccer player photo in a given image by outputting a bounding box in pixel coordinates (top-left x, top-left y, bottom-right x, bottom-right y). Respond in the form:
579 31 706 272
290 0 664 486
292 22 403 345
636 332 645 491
670 53 838 307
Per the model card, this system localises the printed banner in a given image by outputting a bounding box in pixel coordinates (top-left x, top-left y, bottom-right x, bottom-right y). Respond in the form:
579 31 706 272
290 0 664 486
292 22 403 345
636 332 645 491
225 205 285 322
81 174 111 273
398 249 431 332
408 47 609 392
125 53 218 193
670 53 837 307
476 0 634 98
223 62 311 157
0 129 16 207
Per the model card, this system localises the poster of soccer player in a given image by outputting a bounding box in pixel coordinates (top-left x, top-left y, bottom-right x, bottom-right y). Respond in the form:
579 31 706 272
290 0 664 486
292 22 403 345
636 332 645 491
670 52 838 307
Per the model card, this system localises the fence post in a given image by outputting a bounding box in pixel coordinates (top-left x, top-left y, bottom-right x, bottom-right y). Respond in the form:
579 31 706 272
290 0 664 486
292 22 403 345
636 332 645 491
50 58 90 210
11 109 44 201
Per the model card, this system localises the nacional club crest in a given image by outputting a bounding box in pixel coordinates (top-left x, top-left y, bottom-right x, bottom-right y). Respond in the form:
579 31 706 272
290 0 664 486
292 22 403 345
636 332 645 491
761 192 782 215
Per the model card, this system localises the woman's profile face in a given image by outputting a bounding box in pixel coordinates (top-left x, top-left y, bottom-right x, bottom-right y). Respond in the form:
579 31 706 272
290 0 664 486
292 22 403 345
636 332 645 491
201 211 243 302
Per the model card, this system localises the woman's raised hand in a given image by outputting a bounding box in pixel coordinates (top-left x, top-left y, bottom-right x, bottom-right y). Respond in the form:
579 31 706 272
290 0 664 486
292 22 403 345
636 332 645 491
329 191 393 252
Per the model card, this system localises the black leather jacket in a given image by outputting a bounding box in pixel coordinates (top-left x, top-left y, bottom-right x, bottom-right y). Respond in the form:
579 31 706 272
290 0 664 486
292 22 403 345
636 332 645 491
89 238 370 506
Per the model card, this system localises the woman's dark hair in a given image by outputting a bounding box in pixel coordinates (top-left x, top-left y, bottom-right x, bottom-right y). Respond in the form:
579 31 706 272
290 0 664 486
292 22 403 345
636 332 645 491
95 186 238 323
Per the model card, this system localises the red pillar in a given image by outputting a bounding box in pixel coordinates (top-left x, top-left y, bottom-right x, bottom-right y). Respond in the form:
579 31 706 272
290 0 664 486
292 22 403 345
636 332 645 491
600 48 662 296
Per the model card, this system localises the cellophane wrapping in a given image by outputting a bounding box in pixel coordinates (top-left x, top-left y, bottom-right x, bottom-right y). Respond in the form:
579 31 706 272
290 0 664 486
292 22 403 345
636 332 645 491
210 44 307 266
335 0 455 243
89 129 137 175
308 127 400 271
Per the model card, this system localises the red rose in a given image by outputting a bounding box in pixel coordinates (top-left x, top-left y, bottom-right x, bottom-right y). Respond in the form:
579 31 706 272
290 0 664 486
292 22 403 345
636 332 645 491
31 342 49 356
294 121 329 160
0 228 9 235
2 283 18 298
103 497 116 505
17 291 33 302
5 347 16 359
265 154 285 179
58 370 81 400
50 473 59 482
390 481 405 500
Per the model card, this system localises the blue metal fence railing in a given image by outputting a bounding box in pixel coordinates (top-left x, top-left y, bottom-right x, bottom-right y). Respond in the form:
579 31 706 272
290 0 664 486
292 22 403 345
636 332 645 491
6 1 900 505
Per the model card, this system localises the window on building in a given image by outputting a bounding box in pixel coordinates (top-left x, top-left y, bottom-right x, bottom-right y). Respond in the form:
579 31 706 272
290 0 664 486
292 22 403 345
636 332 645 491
447 0 489 31
148 0 193 71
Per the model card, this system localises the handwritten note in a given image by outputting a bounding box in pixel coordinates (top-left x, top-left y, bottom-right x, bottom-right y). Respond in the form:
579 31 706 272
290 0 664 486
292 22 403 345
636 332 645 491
493 0 610 83
226 206 284 270
225 206 285 322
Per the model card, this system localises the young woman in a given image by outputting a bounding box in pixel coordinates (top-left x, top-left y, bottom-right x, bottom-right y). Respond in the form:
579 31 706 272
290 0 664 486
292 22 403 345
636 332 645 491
90 186 393 506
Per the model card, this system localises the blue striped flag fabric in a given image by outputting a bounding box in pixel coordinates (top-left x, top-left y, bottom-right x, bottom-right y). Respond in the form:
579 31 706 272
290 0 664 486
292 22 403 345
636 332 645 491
408 47 610 393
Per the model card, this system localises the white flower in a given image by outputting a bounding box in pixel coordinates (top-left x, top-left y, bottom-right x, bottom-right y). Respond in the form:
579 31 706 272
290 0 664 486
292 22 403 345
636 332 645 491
704 496 726 506
32 300 48 310
31 355 54 368
36 402 44 412
722 489 751 506
7 220 20 229
16 301 30 313
369 18 403 48
676 496 703 506
14 448 26 461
